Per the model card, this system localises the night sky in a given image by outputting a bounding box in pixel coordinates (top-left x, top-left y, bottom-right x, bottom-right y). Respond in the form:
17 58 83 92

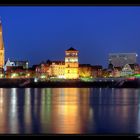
0 6 140 67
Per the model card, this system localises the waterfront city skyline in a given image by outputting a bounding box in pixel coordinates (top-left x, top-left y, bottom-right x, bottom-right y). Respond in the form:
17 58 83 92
0 6 140 136
0 6 140 67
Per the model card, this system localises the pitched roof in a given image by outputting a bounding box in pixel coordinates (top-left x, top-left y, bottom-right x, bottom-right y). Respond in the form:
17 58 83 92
92 65 103 69
79 64 92 67
114 66 122 70
51 60 65 65
66 47 77 51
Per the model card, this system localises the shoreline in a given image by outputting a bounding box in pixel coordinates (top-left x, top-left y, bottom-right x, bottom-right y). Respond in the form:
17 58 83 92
0 78 139 88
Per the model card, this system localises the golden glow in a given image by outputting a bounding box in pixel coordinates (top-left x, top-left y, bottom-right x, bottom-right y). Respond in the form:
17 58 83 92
0 74 3 78
65 49 79 79
0 23 4 68
65 68 79 79
50 64 65 78
58 75 65 79
51 88 81 134
26 73 30 77
11 73 18 78
65 58 78 62
40 75 46 79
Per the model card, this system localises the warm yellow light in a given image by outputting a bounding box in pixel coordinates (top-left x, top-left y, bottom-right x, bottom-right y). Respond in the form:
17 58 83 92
58 75 65 79
41 75 46 79
11 73 18 78
0 74 3 78
27 73 30 76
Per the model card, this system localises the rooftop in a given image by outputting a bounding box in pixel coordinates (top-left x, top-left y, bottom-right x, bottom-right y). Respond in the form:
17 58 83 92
66 47 78 51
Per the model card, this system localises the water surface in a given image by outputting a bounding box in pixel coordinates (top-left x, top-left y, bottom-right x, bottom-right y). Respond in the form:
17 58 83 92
0 88 139 134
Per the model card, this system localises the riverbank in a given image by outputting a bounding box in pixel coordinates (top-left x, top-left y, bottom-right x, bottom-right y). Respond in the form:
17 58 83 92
0 78 139 88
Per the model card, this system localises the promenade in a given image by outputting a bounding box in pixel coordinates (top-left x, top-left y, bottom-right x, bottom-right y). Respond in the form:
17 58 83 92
0 77 138 88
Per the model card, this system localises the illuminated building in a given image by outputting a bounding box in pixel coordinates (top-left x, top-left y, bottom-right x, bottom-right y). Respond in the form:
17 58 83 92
36 48 79 80
35 63 50 79
102 69 110 78
0 20 5 69
12 61 28 69
113 67 122 77
34 48 104 80
49 61 65 78
92 65 102 78
121 64 139 77
4 59 30 78
109 53 138 67
35 60 65 79
65 47 79 79
79 64 93 78
4 59 28 71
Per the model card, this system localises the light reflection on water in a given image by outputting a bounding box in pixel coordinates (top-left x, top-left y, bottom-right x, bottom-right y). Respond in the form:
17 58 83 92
0 88 139 134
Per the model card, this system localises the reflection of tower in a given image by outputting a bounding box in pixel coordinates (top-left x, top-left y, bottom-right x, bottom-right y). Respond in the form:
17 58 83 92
51 88 81 134
0 20 4 68
9 88 19 133
65 47 79 79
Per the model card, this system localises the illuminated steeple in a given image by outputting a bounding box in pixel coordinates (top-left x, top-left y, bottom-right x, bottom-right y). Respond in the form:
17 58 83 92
0 19 5 68
0 20 4 49
0 20 2 32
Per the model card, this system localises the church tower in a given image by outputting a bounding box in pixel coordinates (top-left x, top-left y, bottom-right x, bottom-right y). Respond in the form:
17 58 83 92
0 20 4 68
65 47 79 79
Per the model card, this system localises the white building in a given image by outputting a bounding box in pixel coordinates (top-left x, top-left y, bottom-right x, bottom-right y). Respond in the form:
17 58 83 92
121 64 134 77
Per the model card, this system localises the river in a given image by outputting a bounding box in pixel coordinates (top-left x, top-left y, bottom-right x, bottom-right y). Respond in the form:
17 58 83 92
0 88 139 134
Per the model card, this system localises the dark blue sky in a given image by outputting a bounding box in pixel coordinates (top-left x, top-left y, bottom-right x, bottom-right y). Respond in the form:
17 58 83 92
1 6 140 67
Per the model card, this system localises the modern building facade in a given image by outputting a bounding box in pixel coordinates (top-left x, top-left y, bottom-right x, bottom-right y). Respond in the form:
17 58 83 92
109 53 138 67
0 21 5 68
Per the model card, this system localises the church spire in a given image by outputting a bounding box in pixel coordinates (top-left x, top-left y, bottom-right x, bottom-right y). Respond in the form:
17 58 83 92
0 19 4 50
0 17 5 68
0 18 2 33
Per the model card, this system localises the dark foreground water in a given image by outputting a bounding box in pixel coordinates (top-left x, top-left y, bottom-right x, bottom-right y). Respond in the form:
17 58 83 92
0 88 140 134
